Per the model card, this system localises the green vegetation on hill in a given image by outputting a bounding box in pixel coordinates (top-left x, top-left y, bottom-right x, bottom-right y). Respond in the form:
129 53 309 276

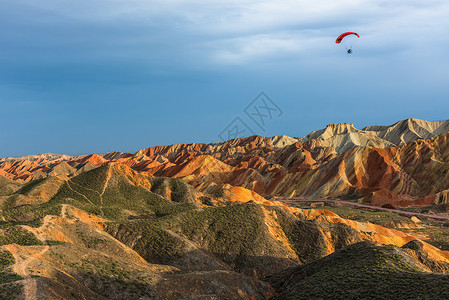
108 203 299 276
269 241 449 299
1 196 18 210
292 202 449 252
168 178 190 203
176 204 273 255
150 177 195 203
0 202 62 228
291 203 411 225
15 178 46 196
211 188 225 199
271 206 362 263
150 177 167 198
66 258 154 298
0 251 15 270
0 250 23 299
3 164 449 299
71 165 109 193
0 226 43 246
0 176 22 197
109 222 186 263
50 166 197 220
199 195 214 206
411 223 449 251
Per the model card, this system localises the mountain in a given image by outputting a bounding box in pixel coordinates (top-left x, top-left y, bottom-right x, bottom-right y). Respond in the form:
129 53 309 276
299 118 449 151
1 149 449 298
362 118 449 145
2 118 449 211
1 164 449 298
269 240 449 299
0 153 79 163
0 175 21 196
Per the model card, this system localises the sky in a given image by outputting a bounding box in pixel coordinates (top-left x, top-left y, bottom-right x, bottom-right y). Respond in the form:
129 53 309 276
1 0 449 157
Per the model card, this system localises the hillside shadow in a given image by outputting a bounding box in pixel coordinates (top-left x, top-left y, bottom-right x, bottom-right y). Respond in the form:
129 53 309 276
147 249 300 280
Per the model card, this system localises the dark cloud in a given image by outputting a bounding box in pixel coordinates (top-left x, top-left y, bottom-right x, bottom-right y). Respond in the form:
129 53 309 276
1 0 449 156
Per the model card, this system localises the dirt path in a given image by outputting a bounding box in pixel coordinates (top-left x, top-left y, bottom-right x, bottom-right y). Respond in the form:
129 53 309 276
66 180 94 205
279 198 449 221
66 173 109 217
3 211 59 299
100 166 112 197
98 166 112 218
61 204 69 218
19 245 49 300
5 233 50 299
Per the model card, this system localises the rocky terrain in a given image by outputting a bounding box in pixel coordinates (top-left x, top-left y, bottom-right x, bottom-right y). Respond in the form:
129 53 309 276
1 118 449 299
1 163 449 299
2 118 449 209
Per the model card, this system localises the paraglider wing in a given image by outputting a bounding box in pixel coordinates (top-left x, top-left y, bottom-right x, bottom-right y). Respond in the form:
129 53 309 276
336 32 360 54
336 32 360 44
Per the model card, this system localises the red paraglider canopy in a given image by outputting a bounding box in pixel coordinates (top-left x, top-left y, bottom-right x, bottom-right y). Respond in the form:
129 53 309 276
336 32 360 44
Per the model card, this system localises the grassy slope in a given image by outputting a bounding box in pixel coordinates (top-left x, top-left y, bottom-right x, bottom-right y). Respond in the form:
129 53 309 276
269 241 449 299
291 202 449 252
0 250 22 300
49 165 197 220
0 176 22 197
107 203 300 277
2 165 449 298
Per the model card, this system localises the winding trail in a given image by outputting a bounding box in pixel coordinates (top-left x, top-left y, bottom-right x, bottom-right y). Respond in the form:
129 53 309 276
65 165 112 217
98 166 112 218
278 198 449 221
66 180 94 205
61 204 69 218
4 214 53 300
19 246 49 300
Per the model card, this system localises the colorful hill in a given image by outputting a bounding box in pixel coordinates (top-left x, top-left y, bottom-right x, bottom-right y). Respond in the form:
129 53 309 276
1 144 449 298
3 118 449 210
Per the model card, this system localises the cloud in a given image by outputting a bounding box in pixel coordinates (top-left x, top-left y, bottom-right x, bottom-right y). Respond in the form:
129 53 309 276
3 0 449 69
2 0 449 156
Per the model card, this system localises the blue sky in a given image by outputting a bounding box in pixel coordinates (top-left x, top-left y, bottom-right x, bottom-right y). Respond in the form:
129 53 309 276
1 0 449 157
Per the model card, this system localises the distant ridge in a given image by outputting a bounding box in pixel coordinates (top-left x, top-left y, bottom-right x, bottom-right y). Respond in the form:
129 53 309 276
296 118 449 152
0 153 80 162
2 118 449 209
2 118 447 161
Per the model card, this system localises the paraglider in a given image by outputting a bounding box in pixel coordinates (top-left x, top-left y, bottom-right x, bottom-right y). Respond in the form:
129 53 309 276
336 32 360 54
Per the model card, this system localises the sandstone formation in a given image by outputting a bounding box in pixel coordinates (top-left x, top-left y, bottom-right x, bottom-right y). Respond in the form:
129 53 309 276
2 118 449 210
